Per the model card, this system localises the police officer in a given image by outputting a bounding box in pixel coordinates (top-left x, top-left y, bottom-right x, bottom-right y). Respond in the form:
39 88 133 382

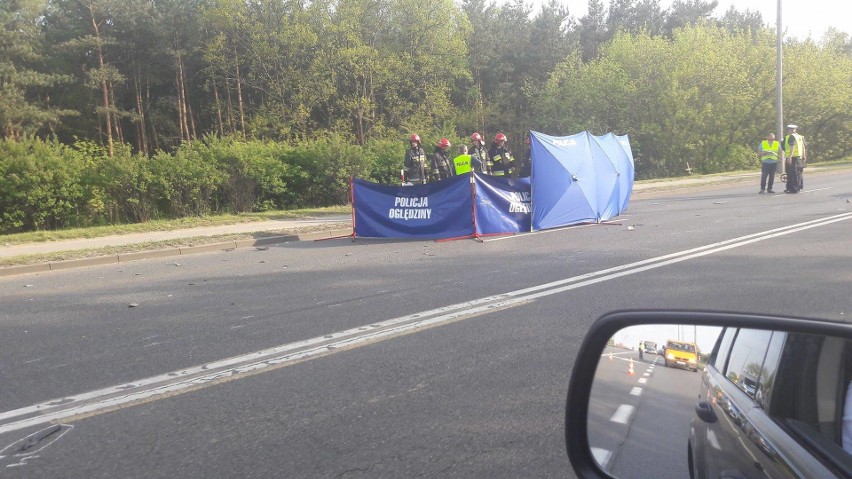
758 132 780 194
453 145 472 175
431 138 454 181
469 132 489 174
783 124 806 193
404 134 430 185
488 133 513 177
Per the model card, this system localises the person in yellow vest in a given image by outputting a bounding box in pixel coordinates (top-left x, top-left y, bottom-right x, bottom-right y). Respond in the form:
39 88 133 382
757 132 780 194
452 145 472 175
783 124 806 193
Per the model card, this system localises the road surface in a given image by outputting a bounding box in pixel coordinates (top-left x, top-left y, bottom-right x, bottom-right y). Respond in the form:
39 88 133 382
1 170 850 478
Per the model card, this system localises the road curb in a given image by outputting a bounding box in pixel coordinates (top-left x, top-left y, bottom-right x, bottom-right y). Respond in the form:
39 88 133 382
0 228 353 277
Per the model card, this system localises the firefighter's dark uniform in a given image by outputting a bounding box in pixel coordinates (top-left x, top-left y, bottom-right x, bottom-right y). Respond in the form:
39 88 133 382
431 148 454 181
404 145 430 185
470 144 489 174
488 143 514 177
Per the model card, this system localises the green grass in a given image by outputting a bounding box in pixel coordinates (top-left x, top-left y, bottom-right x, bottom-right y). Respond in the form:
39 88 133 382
0 205 350 246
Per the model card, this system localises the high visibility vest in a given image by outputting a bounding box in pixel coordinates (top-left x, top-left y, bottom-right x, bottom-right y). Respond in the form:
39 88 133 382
785 133 804 158
760 140 780 162
453 154 472 175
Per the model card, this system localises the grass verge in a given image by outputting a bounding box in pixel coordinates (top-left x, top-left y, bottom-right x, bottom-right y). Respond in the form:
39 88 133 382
0 223 348 267
0 205 350 246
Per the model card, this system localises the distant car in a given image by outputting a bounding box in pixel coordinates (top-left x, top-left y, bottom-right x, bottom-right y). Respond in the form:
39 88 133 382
643 340 657 355
664 339 698 371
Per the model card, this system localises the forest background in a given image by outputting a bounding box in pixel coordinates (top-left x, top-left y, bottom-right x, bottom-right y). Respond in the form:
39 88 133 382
2 0 850 233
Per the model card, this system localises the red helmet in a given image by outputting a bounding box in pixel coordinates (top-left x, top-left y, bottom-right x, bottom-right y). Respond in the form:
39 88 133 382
409 133 421 143
470 132 483 142
437 138 451 149
494 133 507 143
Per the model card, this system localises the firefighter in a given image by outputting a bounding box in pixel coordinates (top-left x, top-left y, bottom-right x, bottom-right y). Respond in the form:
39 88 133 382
403 134 430 185
488 133 514 177
431 138 454 181
469 132 489 174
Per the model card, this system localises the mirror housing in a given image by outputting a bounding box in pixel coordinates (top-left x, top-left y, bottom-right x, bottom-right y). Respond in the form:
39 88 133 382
564 310 852 479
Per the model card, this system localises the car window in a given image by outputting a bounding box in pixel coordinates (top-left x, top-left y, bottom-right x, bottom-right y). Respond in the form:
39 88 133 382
724 329 773 399
712 327 737 371
755 330 785 407
768 334 852 474
667 341 695 352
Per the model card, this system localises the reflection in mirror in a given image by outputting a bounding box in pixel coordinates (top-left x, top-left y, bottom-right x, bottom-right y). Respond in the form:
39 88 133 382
587 324 720 477
586 324 852 479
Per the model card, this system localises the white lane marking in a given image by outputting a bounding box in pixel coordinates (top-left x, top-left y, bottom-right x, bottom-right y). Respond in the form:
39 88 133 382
643 372 650 376
803 187 831 193
485 219 626 242
638 378 648 384
591 447 613 468
0 424 73 469
610 404 635 424
2 212 850 434
630 387 642 396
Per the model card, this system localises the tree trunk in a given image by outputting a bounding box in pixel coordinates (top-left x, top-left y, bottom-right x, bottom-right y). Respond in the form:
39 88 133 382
212 76 224 137
176 52 190 142
109 80 124 144
187 93 198 140
134 66 149 155
225 79 236 134
88 2 113 157
233 44 246 138
146 75 160 152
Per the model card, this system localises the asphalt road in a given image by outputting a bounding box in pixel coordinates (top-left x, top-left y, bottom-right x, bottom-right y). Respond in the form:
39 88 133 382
1 169 851 478
588 348 702 478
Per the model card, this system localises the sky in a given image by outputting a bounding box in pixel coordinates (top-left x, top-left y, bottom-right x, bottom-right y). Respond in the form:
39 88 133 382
528 0 851 41
613 324 723 353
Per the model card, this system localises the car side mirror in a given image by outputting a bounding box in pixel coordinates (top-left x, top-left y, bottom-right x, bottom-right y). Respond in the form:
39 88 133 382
564 310 852 479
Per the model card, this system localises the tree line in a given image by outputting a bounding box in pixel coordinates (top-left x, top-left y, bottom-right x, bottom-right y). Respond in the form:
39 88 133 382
1 0 850 233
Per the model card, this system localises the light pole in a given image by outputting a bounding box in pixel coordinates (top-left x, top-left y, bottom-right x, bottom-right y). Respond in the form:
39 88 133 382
777 0 785 174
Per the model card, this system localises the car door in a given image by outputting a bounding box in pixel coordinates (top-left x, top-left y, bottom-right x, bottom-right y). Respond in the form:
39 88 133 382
696 329 772 478
694 328 793 479
695 328 852 478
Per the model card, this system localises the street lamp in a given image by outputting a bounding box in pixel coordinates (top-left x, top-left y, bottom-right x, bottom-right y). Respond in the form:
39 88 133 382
777 0 784 174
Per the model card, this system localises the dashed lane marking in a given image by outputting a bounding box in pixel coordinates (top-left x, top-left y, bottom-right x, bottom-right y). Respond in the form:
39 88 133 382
610 404 634 425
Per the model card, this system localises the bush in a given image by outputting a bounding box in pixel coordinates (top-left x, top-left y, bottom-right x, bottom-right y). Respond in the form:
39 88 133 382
0 133 460 234
0 138 87 233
